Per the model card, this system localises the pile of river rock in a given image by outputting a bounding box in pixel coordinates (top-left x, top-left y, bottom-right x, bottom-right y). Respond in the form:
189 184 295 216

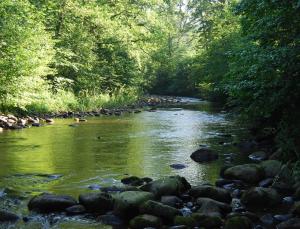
1 157 300 228
0 96 182 131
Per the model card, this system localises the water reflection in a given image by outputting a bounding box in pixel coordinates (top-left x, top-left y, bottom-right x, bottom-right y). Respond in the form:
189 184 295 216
0 99 246 199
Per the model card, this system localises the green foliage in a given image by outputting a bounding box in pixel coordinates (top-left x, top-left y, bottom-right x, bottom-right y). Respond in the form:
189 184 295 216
0 0 54 110
190 0 300 158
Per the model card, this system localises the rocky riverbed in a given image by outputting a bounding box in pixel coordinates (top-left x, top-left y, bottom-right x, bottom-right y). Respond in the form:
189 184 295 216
1 144 300 228
0 96 183 131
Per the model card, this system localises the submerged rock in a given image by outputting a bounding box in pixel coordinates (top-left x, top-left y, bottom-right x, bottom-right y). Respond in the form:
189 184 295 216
190 148 218 163
189 185 231 203
170 164 187 170
121 176 144 186
28 193 77 213
140 176 191 198
79 192 113 213
0 210 19 222
196 197 231 216
224 164 264 184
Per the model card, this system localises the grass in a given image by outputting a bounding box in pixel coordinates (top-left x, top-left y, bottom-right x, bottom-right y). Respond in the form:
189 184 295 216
0 87 141 115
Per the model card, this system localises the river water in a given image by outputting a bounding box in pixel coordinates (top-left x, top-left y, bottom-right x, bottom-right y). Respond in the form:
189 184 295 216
0 98 248 228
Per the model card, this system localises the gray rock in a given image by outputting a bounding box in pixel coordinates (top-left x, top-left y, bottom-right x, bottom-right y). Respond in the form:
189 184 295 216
79 192 113 213
140 200 180 222
140 176 190 198
190 148 218 163
28 193 77 213
241 187 281 208
277 218 300 229
224 164 264 184
189 185 231 203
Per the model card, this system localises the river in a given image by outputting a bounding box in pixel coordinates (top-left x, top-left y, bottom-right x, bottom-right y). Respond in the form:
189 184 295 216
0 98 248 228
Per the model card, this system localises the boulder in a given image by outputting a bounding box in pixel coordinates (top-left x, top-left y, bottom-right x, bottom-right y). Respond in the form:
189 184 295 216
161 195 183 208
241 187 281 208
140 176 191 198
224 164 264 184
174 216 196 228
260 160 282 178
79 192 113 213
190 148 218 163
224 216 253 229
129 214 162 229
28 193 77 213
277 218 300 229
192 212 223 228
113 191 154 219
196 197 231 216
0 210 19 222
189 185 231 203
140 200 180 222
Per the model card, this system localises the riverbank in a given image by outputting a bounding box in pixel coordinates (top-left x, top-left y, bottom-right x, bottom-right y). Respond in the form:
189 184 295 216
0 96 184 131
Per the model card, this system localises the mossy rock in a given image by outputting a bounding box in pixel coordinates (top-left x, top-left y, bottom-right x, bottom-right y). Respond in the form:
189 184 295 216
224 216 253 229
224 164 264 184
114 191 154 219
129 214 162 229
174 216 196 228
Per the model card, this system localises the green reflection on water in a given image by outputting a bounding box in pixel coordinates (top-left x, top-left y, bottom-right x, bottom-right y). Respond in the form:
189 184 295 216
0 100 245 199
